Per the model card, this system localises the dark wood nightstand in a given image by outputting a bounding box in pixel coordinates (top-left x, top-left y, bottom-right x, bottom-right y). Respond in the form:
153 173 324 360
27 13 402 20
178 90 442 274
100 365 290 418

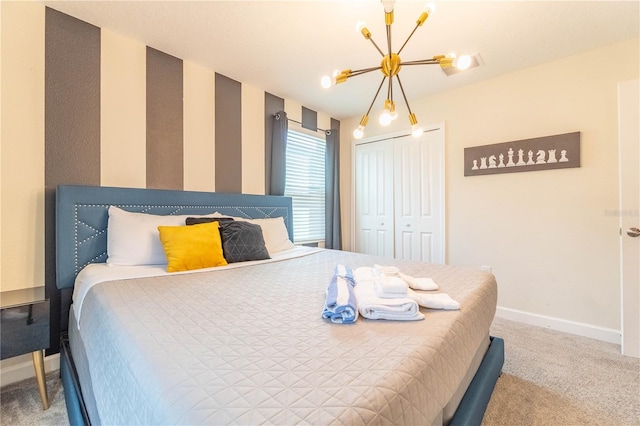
0 286 50 409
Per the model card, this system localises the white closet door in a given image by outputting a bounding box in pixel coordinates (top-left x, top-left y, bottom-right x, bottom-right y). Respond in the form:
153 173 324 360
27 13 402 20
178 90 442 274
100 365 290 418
354 140 395 257
353 124 445 262
393 129 445 263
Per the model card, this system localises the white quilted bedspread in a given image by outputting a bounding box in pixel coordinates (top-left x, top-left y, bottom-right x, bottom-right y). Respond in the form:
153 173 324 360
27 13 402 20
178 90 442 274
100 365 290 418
77 249 497 425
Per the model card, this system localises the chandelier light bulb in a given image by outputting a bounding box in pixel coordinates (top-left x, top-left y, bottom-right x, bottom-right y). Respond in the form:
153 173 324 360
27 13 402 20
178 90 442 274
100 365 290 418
379 110 392 126
411 124 424 138
320 75 332 89
423 2 436 15
353 125 365 140
453 55 472 70
390 110 398 120
381 0 395 13
356 21 366 33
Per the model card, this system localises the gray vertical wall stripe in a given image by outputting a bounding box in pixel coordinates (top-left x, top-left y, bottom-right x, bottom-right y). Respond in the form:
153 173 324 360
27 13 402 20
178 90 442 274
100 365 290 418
215 73 242 193
302 106 317 131
264 93 285 194
44 7 101 354
146 47 184 190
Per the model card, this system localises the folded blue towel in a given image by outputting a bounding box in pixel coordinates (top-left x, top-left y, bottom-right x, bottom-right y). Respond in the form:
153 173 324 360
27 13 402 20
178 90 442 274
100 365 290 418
322 264 358 324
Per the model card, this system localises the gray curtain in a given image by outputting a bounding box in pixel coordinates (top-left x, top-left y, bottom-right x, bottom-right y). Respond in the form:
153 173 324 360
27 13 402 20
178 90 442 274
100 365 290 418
270 111 288 196
325 128 342 250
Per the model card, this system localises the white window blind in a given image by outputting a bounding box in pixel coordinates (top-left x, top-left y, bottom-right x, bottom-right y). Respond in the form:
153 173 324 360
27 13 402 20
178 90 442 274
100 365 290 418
285 129 325 244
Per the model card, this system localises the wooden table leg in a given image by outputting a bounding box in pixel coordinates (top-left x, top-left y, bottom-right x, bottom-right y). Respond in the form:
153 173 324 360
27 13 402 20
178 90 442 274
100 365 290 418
32 350 50 410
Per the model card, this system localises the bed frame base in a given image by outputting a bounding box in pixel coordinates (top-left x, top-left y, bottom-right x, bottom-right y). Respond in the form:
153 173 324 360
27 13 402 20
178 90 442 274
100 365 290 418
450 336 504 426
60 334 503 426
60 334 91 426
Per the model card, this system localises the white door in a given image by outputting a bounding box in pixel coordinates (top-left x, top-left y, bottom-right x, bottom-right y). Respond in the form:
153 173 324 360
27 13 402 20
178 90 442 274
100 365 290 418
393 127 445 263
618 79 639 358
353 123 445 262
354 139 394 257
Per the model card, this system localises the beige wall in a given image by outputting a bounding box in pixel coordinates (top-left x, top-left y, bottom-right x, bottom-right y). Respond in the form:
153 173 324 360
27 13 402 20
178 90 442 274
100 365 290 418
341 38 640 332
0 2 46 292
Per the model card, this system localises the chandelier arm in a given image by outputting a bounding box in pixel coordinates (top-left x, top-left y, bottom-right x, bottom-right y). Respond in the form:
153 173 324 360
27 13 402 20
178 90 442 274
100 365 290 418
364 76 388 117
366 37 386 57
349 67 383 78
386 25 392 58
397 22 421 56
396 74 413 115
401 59 440 66
387 75 393 101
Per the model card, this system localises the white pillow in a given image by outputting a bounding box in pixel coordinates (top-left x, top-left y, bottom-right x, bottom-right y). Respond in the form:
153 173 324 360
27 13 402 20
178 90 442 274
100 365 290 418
247 217 295 254
106 206 217 265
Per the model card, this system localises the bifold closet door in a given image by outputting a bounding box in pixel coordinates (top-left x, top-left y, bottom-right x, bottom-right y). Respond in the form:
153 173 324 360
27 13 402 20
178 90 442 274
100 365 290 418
353 124 445 262
393 132 445 264
354 139 394 257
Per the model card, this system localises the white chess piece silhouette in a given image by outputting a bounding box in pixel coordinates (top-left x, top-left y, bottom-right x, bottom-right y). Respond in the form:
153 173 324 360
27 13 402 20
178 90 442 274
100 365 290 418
559 150 569 162
498 153 505 168
526 150 535 165
488 155 497 168
480 157 488 169
536 150 546 164
516 149 526 166
472 159 478 170
507 148 515 167
547 149 557 163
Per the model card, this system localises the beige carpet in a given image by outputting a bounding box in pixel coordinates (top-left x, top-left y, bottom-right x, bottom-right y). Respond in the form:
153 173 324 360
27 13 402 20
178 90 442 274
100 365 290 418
1 317 639 425
484 317 640 426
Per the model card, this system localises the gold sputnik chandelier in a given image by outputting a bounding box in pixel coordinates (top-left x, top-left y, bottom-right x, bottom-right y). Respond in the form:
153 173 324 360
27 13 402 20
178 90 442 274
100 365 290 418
321 1 472 140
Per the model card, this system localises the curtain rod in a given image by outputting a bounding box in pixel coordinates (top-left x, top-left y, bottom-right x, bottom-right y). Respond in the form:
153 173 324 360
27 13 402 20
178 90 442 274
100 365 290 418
274 113 331 135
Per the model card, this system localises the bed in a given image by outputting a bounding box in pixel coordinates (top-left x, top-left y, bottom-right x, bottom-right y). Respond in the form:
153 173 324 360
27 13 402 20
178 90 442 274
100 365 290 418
55 184 503 426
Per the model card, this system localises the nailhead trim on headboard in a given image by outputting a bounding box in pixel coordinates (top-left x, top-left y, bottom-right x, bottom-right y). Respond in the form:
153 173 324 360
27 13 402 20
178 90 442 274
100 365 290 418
56 185 293 291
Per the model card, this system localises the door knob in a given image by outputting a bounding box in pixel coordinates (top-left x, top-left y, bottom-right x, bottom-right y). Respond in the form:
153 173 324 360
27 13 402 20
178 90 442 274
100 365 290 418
627 227 640 237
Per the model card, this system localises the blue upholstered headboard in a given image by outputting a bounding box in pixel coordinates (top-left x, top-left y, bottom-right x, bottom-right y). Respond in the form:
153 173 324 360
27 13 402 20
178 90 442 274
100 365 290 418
55 185 293 290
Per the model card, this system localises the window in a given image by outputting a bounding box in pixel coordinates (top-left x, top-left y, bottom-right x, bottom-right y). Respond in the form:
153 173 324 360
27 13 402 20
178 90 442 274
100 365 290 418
285 129 325 244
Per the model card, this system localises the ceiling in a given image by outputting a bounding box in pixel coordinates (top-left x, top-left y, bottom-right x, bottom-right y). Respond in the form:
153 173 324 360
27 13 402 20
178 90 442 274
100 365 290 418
43 1 639 120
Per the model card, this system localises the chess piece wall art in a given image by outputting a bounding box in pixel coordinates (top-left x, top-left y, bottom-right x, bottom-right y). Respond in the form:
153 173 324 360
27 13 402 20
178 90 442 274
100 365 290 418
463 132 580 176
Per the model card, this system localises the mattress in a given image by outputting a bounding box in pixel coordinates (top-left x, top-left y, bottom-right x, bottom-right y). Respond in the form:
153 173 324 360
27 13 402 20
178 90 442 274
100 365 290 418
69 248 497 425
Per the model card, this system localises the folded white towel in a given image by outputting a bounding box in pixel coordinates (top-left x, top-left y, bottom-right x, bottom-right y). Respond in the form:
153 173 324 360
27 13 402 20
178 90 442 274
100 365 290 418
376 275 409 298
400 273 439 291
374 264 400 276
356 267 408 298
354 278 424 321
354 266 377 283
407 289 460 310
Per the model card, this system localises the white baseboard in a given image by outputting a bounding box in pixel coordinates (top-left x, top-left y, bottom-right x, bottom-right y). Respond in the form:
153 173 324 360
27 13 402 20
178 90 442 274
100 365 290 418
496 306 621 345
0 353 60 387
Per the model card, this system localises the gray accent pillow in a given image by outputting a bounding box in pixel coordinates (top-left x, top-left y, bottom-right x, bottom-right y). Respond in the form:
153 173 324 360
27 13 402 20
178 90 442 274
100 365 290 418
185 217 234 226
219 221 271 263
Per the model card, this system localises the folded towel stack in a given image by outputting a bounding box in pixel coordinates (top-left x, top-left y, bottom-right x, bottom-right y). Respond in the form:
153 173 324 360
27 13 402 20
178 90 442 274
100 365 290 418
373 264 460 311
322 264 359 324
354 267 424 321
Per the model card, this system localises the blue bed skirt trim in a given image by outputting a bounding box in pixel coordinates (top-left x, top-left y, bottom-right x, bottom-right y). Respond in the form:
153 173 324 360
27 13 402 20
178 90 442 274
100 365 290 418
450 336 505 426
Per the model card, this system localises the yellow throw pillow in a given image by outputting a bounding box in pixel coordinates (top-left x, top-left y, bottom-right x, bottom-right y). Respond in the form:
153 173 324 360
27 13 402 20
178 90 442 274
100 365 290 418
158 221 227 272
